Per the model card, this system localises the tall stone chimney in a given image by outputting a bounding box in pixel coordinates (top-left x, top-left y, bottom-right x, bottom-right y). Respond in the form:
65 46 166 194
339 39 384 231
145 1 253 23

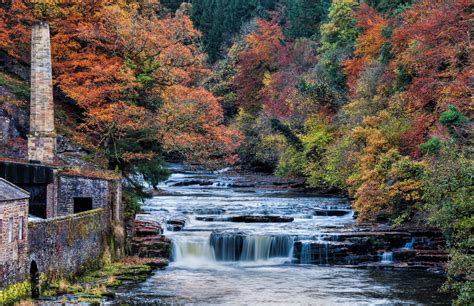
28 22 56 164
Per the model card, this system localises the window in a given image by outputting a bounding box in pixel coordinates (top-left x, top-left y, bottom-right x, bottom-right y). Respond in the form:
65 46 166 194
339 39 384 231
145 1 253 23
19 216 24 240
8 217 13 243
73 197 93 213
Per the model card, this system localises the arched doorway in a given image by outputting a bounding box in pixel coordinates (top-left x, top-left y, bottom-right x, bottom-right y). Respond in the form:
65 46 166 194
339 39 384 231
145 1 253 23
30 261 39 298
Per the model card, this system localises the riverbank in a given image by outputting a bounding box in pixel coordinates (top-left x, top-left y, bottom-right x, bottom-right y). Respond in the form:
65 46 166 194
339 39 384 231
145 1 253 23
30 256 165 304
110 165 452 304
26 165 452 304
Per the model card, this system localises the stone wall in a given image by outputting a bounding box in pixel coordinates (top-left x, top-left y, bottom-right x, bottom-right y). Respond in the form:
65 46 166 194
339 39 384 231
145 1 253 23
28 208 110 281
0 199 28 289
56 174 109 216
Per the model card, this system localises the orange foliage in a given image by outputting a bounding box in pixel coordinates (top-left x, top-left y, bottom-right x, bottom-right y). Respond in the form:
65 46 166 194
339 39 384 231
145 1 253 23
0 0 239 168
157 85 242 165
343 4 388 94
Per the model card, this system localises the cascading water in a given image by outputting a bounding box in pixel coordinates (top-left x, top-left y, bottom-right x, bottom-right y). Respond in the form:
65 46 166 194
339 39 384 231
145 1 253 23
205 233 294 262
300 242 313 264
381 252 393 263
171 234 216 263
402 238 415 250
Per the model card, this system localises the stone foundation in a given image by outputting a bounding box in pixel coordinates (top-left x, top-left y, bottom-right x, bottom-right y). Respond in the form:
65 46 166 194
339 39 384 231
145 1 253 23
27 134 56 165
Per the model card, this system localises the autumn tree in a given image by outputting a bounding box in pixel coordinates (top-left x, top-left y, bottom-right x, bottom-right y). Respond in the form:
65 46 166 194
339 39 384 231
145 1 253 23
0 0 240 187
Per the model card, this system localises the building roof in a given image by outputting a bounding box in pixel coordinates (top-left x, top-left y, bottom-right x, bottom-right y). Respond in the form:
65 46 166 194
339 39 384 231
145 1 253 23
0 178 30 201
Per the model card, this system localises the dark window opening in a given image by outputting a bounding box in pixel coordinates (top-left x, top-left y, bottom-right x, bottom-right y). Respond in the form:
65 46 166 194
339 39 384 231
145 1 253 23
73 197 93 213
30 261 39 298
22 185 47 219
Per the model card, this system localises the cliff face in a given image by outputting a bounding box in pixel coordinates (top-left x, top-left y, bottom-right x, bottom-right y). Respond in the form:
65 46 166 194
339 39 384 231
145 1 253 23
0 52 96 169
0 52 29 159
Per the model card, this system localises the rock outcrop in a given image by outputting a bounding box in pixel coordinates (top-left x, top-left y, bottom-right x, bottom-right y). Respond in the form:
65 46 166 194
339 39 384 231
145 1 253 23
130 219 171 268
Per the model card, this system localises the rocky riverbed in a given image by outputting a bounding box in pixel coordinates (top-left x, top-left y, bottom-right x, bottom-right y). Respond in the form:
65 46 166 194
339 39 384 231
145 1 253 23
111 164 452 304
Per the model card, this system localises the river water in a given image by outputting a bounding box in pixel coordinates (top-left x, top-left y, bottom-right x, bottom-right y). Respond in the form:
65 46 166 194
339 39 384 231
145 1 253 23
114 165 451 305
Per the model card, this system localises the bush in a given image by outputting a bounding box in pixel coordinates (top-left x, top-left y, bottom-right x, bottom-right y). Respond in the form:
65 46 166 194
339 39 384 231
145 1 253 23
418 137 441 155
424 148 474 304
123 189 142 220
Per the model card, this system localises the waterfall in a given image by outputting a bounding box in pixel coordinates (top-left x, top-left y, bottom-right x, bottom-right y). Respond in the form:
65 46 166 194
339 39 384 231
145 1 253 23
208 233 294 262
172 235 215 262
300 242 312 264
381 252 393 263
210 233 244 261
402 238 415 250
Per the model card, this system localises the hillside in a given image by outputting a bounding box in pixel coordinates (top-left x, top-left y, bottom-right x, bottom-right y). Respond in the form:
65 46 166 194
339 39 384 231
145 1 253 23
0 0 472 303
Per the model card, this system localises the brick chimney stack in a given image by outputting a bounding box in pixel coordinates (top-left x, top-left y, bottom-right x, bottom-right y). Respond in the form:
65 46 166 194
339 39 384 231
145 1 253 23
28 22 56 164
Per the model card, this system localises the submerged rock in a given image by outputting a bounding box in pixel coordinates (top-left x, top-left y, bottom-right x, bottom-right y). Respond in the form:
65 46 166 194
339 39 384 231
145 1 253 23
196 215 294 223
194 208 226 215
231 215 294 223
313 209 351 217
166 216 187 231
170 180 213 187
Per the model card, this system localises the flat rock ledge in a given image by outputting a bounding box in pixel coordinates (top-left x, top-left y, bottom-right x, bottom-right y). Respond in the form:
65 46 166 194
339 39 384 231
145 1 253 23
196 215 294 223
293 227 448 272
131 219 171 267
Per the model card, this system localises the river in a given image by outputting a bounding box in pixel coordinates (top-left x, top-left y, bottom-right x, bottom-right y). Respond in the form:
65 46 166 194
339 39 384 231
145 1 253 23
113 165 451 305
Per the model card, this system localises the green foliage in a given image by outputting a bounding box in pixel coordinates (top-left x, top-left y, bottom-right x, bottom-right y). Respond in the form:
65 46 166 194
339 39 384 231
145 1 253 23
418 137 441 155
254 134 288 169
425 149 473 249
234 109 277 170
161 0 186 13
393 64 412 92
0 72 29 100
365 0 412 15
283 0 331 38
0 280 31 304
134 157 170 189
191 0 278 62
270 119 303 151
123 189 142 219
314 0 358 102
276 146 305 177
276 118 339 190
439 105 469 136
424 148 474 304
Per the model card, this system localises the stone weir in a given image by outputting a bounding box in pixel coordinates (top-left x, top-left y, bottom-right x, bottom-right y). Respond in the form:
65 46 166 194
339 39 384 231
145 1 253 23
293 226 448 271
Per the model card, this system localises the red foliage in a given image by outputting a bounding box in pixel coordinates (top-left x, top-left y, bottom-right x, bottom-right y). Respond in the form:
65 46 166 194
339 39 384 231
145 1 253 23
391 0 472 115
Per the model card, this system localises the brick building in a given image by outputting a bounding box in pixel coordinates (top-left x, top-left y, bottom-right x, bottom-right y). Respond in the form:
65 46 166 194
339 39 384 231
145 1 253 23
0 178 29 289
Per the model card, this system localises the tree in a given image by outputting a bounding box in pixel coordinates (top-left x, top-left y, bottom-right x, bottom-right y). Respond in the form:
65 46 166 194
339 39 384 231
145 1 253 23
317 0 359 93
283 0 331 39
0 0 240 187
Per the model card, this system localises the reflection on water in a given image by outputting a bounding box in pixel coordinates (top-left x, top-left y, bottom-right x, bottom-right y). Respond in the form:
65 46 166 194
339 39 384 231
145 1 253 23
115 264 449 305
113 165 451 305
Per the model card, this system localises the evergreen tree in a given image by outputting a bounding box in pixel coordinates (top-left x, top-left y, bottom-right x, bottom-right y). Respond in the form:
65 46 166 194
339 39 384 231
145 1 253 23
191 0 278 62
365 0 412 15
283 0 331 38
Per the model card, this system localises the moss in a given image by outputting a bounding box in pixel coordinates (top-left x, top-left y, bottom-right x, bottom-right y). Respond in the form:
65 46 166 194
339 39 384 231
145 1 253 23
0 71 30 101
38 258 153 301
0 280 32 304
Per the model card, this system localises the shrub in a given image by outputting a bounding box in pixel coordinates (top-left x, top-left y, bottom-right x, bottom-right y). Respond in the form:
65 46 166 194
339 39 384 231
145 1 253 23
418 137 441 155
